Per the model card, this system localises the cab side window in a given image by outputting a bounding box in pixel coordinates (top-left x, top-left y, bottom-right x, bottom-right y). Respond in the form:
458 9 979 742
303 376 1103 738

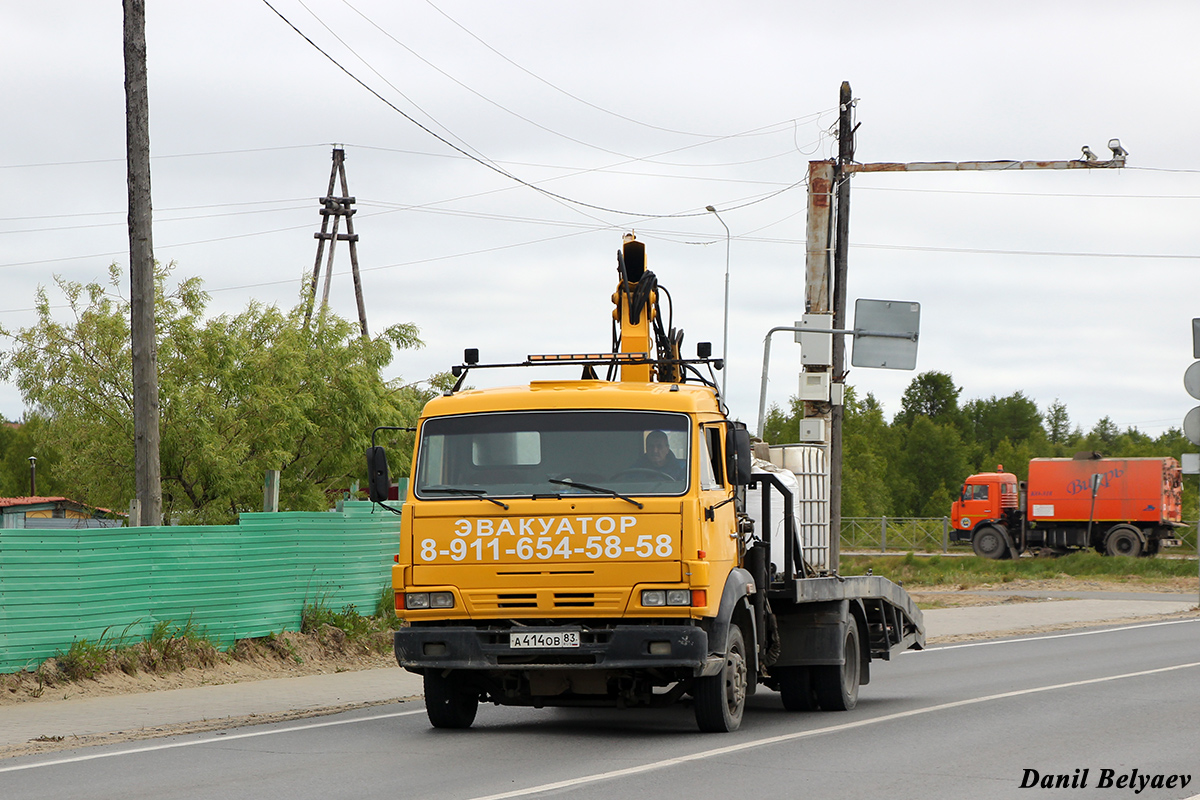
970 484 989 501
700 425 724 490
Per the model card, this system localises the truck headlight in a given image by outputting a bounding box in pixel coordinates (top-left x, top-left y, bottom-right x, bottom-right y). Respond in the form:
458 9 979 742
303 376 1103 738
404 592 454 610
641 590 666 606
641 589 691 607
666 589 691 606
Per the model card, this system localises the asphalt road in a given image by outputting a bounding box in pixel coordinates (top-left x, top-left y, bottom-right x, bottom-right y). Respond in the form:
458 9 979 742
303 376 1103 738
2 618 1198 800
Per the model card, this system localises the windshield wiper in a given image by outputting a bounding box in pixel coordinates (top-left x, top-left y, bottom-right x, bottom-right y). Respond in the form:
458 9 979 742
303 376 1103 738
422 487 509 509
547 479 644 509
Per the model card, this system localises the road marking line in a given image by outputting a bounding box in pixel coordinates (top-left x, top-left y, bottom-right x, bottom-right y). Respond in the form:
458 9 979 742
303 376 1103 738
463 661 1200 800
0 709 425 774
916 617 1200 651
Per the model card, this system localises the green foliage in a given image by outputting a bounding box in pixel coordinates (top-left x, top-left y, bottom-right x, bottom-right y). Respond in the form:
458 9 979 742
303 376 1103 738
0 416 66 497
55 635 116 681
301 597 373 641
137 617 218 672
0 263 430 522
894 371 962 428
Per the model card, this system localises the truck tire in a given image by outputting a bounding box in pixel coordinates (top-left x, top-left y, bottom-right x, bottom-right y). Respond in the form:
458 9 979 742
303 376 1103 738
813 619 861 711
776 666 817 711
972 525 1010 560
694 625 748 732
1104 525 1144 558
424 670 479 729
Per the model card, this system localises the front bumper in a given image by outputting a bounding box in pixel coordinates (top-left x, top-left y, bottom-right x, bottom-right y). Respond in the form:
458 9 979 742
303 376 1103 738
395 624 710 673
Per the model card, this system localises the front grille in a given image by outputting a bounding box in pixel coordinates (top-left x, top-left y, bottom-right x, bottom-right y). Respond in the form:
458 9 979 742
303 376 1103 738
496 593 537 609
466 589 626 614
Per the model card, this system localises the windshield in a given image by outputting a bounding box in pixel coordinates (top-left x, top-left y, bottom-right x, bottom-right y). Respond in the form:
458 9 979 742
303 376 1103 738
415 410 690 498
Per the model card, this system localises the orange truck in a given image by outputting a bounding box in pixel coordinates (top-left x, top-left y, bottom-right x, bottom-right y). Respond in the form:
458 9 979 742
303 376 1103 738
950 454 1183 558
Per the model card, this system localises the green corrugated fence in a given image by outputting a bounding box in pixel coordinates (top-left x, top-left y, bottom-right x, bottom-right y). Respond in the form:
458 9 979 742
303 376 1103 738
0 500 400 674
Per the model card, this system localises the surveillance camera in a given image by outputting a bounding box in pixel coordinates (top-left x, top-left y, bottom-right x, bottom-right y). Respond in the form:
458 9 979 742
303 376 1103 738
1107 138 1128 157
1081 146 1098 162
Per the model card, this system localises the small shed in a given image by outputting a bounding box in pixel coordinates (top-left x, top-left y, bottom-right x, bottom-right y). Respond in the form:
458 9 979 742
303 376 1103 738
0 496 124 529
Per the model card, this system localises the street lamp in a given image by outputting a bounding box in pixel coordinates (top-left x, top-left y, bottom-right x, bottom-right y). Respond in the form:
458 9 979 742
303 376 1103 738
28 455 36 496
705 205 731 398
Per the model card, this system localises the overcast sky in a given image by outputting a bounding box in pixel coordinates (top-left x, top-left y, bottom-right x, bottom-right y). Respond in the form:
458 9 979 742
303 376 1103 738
4 0 1200 441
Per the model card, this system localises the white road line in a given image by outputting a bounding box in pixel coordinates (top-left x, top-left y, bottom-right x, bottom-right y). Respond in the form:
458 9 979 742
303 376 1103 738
0 709 425 774
917 617 1200 651
464 661 1200 800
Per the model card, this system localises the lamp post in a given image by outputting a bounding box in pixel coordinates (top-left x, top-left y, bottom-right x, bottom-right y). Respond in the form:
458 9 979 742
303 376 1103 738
28 455 36 496
705 205 731 398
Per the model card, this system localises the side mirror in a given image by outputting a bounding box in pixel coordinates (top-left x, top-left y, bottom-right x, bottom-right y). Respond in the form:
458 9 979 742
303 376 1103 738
726 424 754 486
366 446 391 503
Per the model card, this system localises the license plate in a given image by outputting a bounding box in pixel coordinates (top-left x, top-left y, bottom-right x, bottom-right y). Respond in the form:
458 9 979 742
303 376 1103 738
510 630 580 649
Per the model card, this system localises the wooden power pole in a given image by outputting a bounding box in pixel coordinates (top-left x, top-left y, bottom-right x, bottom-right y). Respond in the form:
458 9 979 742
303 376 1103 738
124 0 162 526
829 81 855 572
305 147 369 338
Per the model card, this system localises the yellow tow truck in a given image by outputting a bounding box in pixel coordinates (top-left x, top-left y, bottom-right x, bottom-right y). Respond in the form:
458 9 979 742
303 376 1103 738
367 235 923 731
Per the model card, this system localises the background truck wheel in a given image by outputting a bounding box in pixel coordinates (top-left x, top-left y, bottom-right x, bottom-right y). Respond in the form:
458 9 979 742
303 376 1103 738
424 670 479 729
776 666 817 711
971 525 1011 560
813 620 861 711
1104 525 1145 558
694 625 748 732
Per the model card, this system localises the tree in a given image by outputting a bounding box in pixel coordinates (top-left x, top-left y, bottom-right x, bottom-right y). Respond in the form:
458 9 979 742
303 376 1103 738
890 415 966 517
0 417 65 498
1 264 428 523
894 371 962 428
761 396 802 445
1084 416 1120 452
840 388 893 517
1045 399 1072 444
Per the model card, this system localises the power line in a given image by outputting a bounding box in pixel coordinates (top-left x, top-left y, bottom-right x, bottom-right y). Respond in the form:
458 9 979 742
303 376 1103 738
0 144 323 170
334 0 648 160
857 185 1200 200
260 0 803 219
851 242 1200 260
0 204 312 235
7 198 312 222
422 0 832 142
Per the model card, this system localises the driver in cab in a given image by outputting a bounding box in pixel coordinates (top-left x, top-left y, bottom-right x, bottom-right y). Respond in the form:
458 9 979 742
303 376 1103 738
633 430 685 480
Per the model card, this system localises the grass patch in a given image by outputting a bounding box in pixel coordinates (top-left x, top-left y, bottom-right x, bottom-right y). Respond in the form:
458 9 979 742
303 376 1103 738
300 591 397 653
842 550 1199 589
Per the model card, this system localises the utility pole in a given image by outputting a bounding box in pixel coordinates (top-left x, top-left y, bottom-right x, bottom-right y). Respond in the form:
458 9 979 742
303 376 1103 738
305 147 369 338
802 81 1126 573
829 81 855 572
124 0 162 526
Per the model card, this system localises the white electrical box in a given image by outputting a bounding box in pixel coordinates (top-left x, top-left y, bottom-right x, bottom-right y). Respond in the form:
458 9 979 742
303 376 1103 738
798 418 826 442
799 371 830 401
797 314 833 366
830 382 845 406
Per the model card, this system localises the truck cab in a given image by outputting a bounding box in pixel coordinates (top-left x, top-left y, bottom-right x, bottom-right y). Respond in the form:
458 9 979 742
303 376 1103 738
367 235 924 732
950 469 1019 558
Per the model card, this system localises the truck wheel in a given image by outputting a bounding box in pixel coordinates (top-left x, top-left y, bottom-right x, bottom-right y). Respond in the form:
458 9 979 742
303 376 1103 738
694 625 748 732
813 619 861 712
1104 525 1144 558
424 670 479 729
972 525 1010 560
776 666 817 711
